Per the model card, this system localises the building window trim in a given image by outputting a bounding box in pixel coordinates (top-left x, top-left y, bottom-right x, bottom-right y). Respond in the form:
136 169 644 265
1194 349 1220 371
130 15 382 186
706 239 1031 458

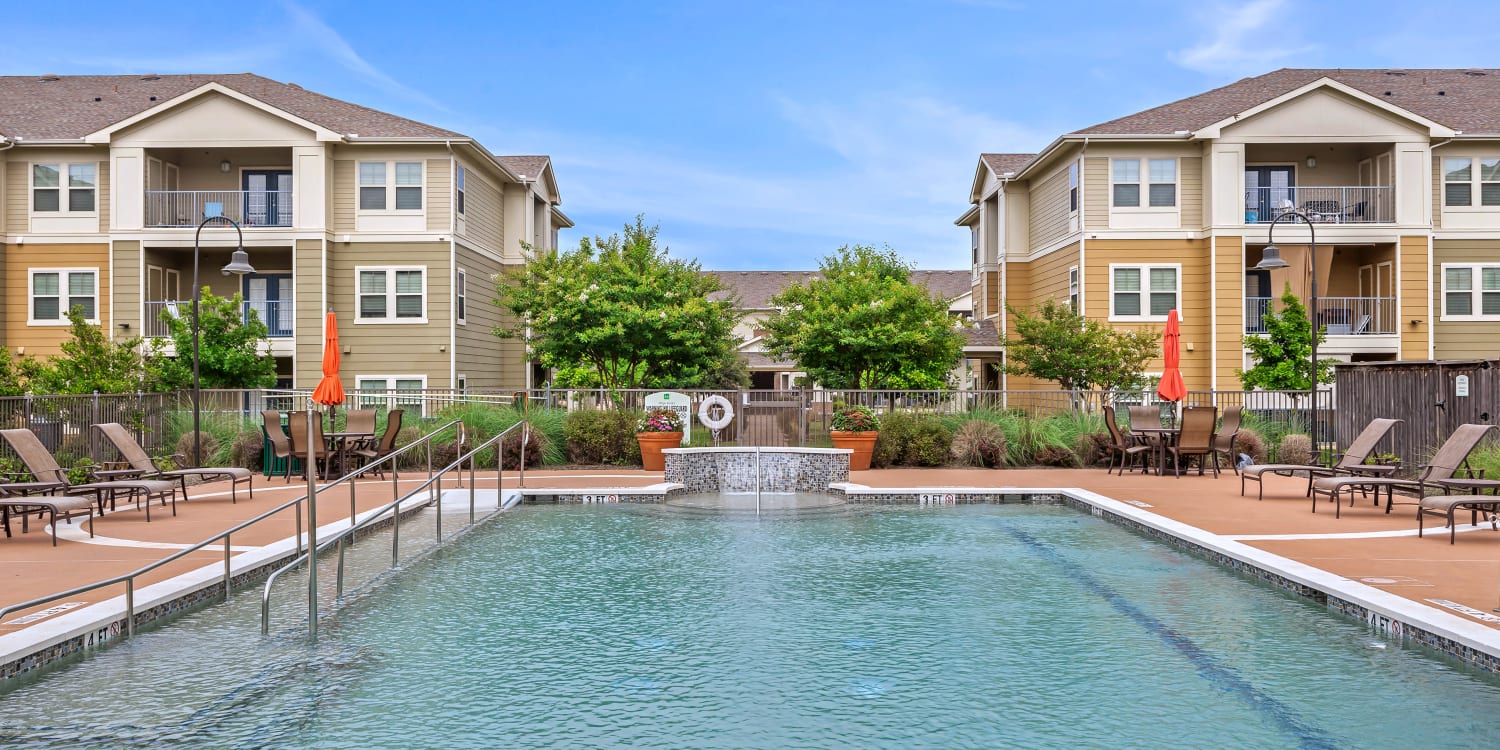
1068 161 1079 214
29 267 100 325
1068 266 1080 313
456 165 466 216
455 268 467 325
355 374 429 416
357 160 425 214
30 162 98 216
1440 262 1500 321
1108 263 1180 322
1442 156 1500 210
354 266 428 324
1110 157 1178 211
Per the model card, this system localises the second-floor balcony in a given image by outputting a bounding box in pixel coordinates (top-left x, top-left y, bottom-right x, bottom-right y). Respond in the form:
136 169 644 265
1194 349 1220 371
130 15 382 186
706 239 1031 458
145 190 292 228
1246 296 1396 335
1244 186 1393 224
143 299 294 338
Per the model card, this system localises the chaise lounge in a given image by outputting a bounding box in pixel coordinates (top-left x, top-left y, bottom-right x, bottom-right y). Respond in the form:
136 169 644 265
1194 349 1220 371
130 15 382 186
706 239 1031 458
1240 418 1402 501
94 423 255 504
0 428 180 521
1311 423 1496 518
0 485 95 546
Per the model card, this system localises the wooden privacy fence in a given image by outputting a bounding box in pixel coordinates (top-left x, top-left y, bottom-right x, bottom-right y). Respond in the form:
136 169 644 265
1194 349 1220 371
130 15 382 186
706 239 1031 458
1334 360 1500 467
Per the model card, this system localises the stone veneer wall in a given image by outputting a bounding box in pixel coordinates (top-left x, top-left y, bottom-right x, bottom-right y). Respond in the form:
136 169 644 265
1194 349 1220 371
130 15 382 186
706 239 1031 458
663 449 849 493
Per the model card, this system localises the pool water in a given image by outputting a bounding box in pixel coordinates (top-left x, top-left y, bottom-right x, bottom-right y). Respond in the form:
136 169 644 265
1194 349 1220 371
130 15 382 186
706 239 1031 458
3 503 1500 748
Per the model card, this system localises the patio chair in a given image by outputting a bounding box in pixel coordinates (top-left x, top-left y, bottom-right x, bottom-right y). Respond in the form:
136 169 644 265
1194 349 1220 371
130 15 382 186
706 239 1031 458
1167 405 1218 477
1240 418 1401 501
286 411 331 480
1102 406 1151 475
352 409 403 480
1127 405 1163 432
1 484 95 546
1341 201 1368 222
0 428 179 522
262 410 301 483
344 409 378 450
1417 492 1500 544
1315 423 1494 518
1210 406 1243 475
93 423 254 504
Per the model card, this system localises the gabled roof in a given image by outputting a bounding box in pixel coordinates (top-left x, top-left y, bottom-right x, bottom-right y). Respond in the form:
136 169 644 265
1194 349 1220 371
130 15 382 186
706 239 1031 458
1077 68 1500 136
497 155 562 204
0 73 463 141
981 153 1036 175
963 319 1001 349
709 270 971 309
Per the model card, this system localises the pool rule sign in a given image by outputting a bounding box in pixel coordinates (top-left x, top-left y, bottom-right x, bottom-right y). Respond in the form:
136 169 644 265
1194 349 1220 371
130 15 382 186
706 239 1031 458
645 391 691 445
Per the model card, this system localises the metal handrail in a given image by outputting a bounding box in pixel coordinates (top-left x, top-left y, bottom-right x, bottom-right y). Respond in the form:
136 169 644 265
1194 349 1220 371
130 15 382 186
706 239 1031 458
0 418 459 638
260 420 529 633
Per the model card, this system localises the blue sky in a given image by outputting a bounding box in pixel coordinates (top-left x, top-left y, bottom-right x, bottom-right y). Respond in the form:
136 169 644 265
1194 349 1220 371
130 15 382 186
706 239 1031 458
4 1 1494 269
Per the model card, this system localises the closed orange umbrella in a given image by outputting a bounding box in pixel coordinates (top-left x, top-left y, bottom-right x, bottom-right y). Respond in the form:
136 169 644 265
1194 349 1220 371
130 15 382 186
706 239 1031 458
311 311 344 406
1157 309 1186 404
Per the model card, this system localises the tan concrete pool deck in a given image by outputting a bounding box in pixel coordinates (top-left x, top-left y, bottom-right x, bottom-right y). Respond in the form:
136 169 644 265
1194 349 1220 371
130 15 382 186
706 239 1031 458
3 465 1498 643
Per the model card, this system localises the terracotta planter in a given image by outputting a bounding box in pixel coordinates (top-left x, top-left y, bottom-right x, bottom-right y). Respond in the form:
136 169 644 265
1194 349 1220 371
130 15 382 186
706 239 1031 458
637 431 683 471
830 430 879 471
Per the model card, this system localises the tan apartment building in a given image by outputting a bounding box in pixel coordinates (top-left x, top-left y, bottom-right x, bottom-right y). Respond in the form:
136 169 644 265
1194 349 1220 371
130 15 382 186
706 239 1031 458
958 68 1500 393
0 74 571 397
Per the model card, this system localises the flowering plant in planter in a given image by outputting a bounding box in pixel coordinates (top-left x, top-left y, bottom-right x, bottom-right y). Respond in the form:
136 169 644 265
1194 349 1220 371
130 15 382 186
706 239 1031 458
637 408 684 433
831 404 880 433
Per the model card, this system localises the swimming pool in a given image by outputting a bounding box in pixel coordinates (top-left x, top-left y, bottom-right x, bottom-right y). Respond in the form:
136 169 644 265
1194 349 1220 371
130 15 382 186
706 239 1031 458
3 503 1499 748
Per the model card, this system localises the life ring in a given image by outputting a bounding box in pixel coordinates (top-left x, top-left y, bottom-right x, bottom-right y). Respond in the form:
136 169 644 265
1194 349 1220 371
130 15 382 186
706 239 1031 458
697 395 735 430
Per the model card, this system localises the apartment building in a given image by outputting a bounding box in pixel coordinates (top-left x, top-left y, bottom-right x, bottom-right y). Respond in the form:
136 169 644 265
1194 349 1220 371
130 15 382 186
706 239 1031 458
0 74 571 394
957 68 1500 392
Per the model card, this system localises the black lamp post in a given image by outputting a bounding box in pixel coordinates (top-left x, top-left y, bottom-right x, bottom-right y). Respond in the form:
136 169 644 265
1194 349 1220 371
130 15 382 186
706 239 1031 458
190 216 256 467
1253 207 1321 461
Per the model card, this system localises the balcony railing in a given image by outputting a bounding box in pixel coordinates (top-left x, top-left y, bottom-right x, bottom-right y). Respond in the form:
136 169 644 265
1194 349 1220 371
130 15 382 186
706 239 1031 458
145 190 292 228
143 299 294 338
1243 186 1393 224
1245 296 1395 335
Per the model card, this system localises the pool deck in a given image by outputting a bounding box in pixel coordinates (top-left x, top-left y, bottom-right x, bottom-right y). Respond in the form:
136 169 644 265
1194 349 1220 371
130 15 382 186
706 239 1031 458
3 465 1499 670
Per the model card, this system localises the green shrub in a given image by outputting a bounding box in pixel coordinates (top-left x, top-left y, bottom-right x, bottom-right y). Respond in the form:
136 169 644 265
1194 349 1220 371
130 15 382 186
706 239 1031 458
563 409 642 465
1278 433 1313 465
501 429 547 469
871 412 915 468
903 418 953 466
175 431 222 467
951 420 1006 468
1035 444 1078 467
66 457 99 486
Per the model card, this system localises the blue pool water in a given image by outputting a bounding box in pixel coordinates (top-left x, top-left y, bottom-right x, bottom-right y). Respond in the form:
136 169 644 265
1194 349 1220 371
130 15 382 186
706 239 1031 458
3 503 1500 748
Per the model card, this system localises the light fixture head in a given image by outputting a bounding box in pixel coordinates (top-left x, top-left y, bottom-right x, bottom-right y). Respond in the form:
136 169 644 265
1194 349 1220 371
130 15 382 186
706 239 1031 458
221 249 256 276
1255 244 1291 270
1306 156 1317 168
219 159 231 173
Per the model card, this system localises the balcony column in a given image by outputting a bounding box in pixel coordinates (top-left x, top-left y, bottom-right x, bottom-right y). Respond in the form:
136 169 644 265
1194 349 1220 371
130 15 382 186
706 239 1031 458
111 147 145 230
293 146 325 230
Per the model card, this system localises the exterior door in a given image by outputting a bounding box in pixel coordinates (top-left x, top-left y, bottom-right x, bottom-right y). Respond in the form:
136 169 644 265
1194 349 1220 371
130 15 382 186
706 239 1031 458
1245 166 1295 221
244 274 293 336
242 170 292 226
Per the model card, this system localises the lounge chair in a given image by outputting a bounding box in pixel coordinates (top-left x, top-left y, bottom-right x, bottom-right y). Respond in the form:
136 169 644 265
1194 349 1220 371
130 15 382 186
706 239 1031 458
1417 493 1500 544
1167 405 1218 477
1313 423 1495 518
0 428 179 521
94 423 254 504
1102 406 1151 475
1 484 95 546
1210 406 1243 475
1240 418 1402 501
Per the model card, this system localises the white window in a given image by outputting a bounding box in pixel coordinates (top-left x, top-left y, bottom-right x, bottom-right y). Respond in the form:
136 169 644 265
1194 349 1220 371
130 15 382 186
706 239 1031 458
1068 266 1080 313
356 375 427 415
1111 158 1177 208
456 166 466 215
455 268 467 325
358 161 423 212
1068 162 1079 212
456 375 467 394
971 225 980 267
1443 157 1500 208
32 163 96 213
30 268 98 324
1110 264 1179 321
1441 263 1500 320
356 267 427 323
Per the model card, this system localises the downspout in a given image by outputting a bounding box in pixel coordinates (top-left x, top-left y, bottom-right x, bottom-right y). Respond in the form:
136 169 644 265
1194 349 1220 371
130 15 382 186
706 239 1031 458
1078 137 1088 317
999 182 1008 395
445 140 456 391
1426 139 1454 360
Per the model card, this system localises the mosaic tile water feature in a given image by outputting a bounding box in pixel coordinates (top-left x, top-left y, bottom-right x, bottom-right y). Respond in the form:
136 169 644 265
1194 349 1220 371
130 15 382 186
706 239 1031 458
662 448 849 493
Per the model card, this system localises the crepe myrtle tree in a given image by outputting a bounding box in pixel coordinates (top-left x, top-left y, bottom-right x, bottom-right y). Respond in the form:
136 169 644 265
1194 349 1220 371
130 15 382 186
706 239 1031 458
151 288 278 390
495 216 743 392
1237 283 1337 392
1003 298 1159 391
760 245 965 389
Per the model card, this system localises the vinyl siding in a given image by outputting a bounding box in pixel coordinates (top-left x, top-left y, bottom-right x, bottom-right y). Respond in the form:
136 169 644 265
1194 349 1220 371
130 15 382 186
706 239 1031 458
1432 238 1500 358
426 158 450 233
1213 235 1245 389
1431 157 1442 230
1399 235 1429 360
96 160 110 234
454 246 524 389
1001 261 1034 389
1084 157 1108 231
457 163 505 254
1180 156 1203 229
4 244 112 357
3 159 25 232
331 160 354 233
986 271 1000 319
111 240 139 333
330 241 451 388
1002 245 1078 391
1028 167 1073 249
294 239 324 386
1086 239 1212 392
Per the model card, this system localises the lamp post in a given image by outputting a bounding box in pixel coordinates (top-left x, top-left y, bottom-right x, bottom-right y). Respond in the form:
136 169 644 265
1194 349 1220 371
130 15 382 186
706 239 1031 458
190 216 256 468
1253 208 1321 461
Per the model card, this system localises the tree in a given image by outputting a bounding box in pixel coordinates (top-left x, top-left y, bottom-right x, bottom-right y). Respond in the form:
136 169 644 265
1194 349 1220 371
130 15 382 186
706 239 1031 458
0 348 41 396
760 245 965 389
1004 299 1159 391
151 288 278 390
1238 283 1337 391
495 216 742 391
29 307 160 394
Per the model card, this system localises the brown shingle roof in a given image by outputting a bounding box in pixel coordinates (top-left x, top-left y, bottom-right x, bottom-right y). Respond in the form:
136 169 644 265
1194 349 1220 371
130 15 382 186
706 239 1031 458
496 156 550 179
0 73 463 141
709 270 970 309
963 319 1001 349
981 153 1036 176
1076 68 1500 136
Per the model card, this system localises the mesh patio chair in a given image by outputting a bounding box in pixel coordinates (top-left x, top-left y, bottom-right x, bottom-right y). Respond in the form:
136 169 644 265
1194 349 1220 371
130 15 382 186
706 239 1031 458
262 410 300 483
1167 405 1218 477
344 409 378 450
94 423 253 504
1102 406 1151 476
1 484 95 546
353 409 403 480
0 428 179 522
1210 406 1243 475
1317 423 1492 519
286 411 330 480
1241 418 1402 501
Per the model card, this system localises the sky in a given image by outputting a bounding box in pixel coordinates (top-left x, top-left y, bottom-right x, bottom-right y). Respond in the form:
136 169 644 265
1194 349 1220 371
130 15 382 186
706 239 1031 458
3 0 1495 270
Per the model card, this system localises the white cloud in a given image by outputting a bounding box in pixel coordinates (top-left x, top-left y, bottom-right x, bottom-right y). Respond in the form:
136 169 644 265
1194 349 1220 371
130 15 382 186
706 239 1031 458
1170 0 1315 75
279 1 446 111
